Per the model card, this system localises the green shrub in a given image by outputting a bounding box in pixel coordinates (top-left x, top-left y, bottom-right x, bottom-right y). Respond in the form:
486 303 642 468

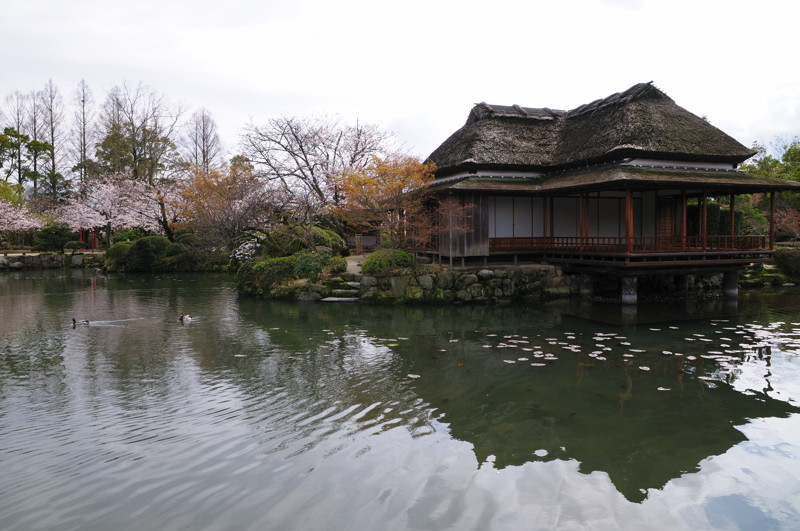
773 248 800 279
262 226 304 257
236 255 298 295
164 250 199 271
326 255 348 275
175 231 199 247
261 225 348 257
114 228 145 242
294 251 328 281
33 222 75 252
126 235 171 272
105 241 134 270
165 242 186 257
361 248 412 276
64 240 87 251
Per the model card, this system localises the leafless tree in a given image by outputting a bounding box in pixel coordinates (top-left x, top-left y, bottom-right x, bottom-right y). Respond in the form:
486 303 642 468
70 79 96 192
240 115 394 232
96 82 184 185
182 108 223 176
39 79 68 198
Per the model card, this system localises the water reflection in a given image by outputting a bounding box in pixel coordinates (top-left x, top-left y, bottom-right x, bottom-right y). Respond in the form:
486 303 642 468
1 271 800 528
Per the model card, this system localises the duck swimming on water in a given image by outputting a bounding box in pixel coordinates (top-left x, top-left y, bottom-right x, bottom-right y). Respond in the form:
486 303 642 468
179 314 193 322
72 318 89 327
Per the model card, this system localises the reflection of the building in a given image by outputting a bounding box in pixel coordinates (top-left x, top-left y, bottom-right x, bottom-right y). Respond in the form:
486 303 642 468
388 324 799 503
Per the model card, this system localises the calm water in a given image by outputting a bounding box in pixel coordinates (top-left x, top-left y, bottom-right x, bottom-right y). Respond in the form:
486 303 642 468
1 270 800 530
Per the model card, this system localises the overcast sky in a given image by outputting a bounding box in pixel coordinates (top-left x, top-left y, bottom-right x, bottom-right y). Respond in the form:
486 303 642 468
2 0 798 160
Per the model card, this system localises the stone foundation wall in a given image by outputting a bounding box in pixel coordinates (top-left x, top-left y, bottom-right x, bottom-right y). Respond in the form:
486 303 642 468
0 253 104 270
356 264 578 303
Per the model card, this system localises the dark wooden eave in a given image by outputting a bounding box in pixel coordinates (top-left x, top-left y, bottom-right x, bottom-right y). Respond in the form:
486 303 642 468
430 164 800 195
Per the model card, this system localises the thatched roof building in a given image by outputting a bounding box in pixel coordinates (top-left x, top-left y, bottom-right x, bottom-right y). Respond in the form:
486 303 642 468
425 82 800 299
430 82 756 177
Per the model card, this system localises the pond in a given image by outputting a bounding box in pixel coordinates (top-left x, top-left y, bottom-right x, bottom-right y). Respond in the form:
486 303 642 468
1 270 799 530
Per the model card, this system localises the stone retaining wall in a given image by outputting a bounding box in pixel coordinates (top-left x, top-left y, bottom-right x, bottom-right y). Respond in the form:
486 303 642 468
352 264 577 303
0 253 104 270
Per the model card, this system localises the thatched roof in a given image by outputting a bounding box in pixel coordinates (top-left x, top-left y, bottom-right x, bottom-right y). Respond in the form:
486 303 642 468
429 83 756 177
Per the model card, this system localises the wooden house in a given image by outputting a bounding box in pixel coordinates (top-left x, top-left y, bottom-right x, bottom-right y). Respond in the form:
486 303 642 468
427 82 800 302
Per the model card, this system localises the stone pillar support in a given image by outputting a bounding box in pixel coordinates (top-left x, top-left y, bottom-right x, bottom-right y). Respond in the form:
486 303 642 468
675 274 689 295
621 276 638 305
580 274 594 297
723 271 739 299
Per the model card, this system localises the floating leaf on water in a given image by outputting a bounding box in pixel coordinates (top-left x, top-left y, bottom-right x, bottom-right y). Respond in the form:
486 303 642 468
650 328 661 331
518 357 529 361
639 366 650 371
530 362 546 367
483 345 492 348
408 374 421 379
503 360 516 364
657 387 671 391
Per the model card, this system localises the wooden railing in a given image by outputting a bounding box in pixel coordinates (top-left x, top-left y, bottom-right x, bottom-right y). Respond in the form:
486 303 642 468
489 235 768 253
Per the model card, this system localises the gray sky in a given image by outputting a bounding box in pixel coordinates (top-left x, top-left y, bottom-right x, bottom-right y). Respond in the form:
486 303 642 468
2 0 798 159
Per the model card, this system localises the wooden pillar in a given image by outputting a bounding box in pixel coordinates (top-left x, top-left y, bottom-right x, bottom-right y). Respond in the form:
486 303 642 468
769 191 776 250
681 189 687 250
729 194 736 237
625 189 633 252
549 197 554 238
542 197 548 238
579 194 586 249
701 191 708 250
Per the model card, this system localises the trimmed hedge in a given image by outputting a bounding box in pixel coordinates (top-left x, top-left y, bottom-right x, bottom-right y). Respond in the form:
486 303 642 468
773 247 800 279
125 235 171 272
361 248 412 276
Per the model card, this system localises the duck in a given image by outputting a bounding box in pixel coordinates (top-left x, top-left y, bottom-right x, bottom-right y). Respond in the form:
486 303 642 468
179 314 193 323
72 318 90 327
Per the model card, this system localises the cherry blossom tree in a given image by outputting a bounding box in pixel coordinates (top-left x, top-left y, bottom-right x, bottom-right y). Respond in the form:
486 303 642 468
55 174 160 245
0 198 42 246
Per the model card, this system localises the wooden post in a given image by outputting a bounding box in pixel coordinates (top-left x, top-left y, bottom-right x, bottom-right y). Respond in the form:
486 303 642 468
542 197 547 238
625 189 633 253
770 191 776 250
549 197 554 238
681 189 687 250
730 194 736 249
579 194 585 250
701 191 707 250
